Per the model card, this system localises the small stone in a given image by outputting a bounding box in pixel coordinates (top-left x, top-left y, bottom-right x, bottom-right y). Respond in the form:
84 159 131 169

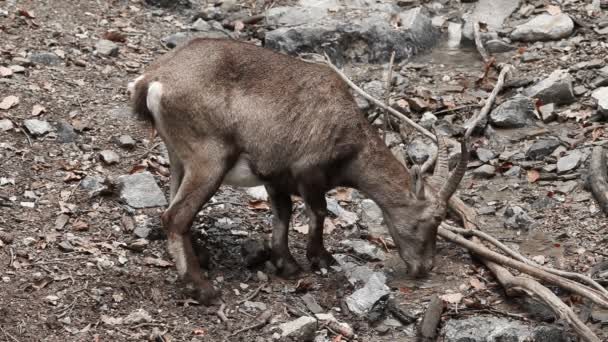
55 120 78 143
123 309 152 324
23 119 53 136
30 52 62 66
504 206 535 230
420 112 438 129
489 95 537 128
592 87 608 117
117 135 136 149
0 66 12 77
126 239 149 252
9 65 26 73
133 225 151 239
556 151 582 173
524 69 575 105
117 172 168 208
526 140 561 160
0 119 14 131
573 85 587 97
555 180 578 194
80 176 104 193
346 273 390 315
243 301 267 311
279 316 317 340
510 14 574 42
485 39 515 53
475 148 496 163
22 237 36 246
519 4 535 17
99 150 120 165
538 103 556 123
256 270 268 282
478 206 496 215
245 186 268 201
241 239 271 267
301 293 324 314
58 241 75 252
521 52 543 63
95 39 119 57
341 239 386 261
472 164 496 179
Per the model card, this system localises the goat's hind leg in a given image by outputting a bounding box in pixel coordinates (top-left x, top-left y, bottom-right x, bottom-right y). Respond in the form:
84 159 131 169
162 141 229 304
265 185 301 278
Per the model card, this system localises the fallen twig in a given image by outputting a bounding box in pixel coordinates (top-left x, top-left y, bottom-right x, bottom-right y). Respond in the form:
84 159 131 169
217 303 229 324
588 146 608 215
383 51 395 142
417 294 443 341
230 309 272 337
237 284 264 305
473 22 490 64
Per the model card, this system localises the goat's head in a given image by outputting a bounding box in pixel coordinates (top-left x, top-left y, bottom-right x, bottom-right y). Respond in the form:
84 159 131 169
384 136 468 278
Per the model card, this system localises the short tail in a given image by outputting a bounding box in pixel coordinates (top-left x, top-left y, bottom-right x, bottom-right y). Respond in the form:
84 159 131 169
128 76 154 124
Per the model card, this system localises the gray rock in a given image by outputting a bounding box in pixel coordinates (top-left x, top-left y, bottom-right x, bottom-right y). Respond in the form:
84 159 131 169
80 176 104 192
191 18 211 31
279 316 317 340
557 151 582 173
0 118 14 131
361 199 383 225
475 148 496 163
241 239 271 267
243 301 267 311
99 150 120 165
123 309 152 324
333 254 378 284
511 14 574 42
461 0 520 41
521 52 544 63
301 293 324 314
162 31 231 49
573 85 587 97
420 112 438 129
592 87 608 117
117 134 136 149
341 239 386 261
30 52 62 66
266 5 330 27
145 0 191 8
117 172 168 208
526 139 561 160
504 205 535 230
503 165 521 177
471 164 496 179
555 180 578 194
485 39 516 53
524 69 575 105
266 7 440 64
407 137 437 164
23 119 53 136
58 241 75 252
55 120 77 143
538 103 556 123
346 273 390 315
133 222 151 239
95 40 119 57
489 95 537 128
442 315 573 342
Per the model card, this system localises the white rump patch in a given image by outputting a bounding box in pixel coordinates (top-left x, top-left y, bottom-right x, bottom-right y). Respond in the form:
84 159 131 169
147 81 163 123
223 156 263 187
167 236 187 278
127 75 144 97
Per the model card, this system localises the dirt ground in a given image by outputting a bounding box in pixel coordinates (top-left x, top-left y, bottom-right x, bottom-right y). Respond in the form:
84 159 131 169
1 0 607 341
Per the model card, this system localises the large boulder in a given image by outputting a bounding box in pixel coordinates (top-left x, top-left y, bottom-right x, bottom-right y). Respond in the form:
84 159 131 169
524 69 576 105
511 13 574 42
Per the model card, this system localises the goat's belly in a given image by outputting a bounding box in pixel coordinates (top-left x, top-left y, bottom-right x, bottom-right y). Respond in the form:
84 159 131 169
223 156 264 187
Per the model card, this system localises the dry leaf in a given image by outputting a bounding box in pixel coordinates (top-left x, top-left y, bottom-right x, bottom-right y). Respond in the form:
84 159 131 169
469 277 486 290
440 292 463 304
248 200 270 210
129 164 148 174
0 95 19 110
294 224 309 234
144 257 173 268
31 104 46 116
546 5 561 15
527 169 540 183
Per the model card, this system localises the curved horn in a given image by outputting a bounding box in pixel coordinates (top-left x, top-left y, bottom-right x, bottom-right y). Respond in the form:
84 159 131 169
438 140 469 202
433 133 450 180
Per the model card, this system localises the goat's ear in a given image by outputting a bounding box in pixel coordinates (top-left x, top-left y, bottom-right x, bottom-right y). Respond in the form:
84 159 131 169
409 165 425 200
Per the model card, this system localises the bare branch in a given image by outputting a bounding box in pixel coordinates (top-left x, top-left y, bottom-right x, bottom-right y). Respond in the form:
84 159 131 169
383 51 396 142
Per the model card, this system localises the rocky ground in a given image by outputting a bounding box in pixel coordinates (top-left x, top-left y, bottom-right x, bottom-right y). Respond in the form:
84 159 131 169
1 0 608 341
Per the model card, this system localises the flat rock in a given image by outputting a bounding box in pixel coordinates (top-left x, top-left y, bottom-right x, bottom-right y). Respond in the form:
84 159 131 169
341 239 386 261
55 120 77 143
461 0 520 41
145 0 192 8
538 103 556 123
346 273 390 315
442 315 573 342
95 39 119 57
99 150 120 165
557 151 582 173
524 69 575 105
243 301 267 311
266 6 440 64
0 118 14 131
117 134 136 149
80 176 104 193
245 186 268 201
489 95 537 128
526 139 561 160
504 205 535 230
301 293 324 314
475 148 496 163
117 172 168 208
23 119 53 136
485 39 515 53
511 13 574 42
592 87 608 117
471 164 496 179
279 316 317 340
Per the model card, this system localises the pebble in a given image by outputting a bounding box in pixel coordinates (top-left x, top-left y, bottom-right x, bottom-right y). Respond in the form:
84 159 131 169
23 119 53 136
472 164 496 179
556 151 582 173
0 118 14 131
117 172 168 208
95 39 119 57
99 150 120 165
117 134 136 149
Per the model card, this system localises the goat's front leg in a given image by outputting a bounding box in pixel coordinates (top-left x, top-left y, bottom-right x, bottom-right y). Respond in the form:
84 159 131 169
162 145 228 305
265 185 301 278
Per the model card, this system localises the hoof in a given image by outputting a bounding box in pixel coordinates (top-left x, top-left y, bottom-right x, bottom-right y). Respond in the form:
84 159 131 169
270 254 301 279
308 249 337 270
189 282 221 306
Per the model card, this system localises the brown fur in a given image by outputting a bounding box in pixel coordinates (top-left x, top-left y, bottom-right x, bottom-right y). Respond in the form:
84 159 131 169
130 38 467 304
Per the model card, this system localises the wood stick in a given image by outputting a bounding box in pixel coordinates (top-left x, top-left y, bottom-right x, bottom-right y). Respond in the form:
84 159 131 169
230 309 272 336
588 146 608 215
473 22 490 63
383 51 396 142
417 294 443 341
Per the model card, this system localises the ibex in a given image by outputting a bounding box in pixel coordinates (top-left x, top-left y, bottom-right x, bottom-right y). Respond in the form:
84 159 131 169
128 38 468 304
